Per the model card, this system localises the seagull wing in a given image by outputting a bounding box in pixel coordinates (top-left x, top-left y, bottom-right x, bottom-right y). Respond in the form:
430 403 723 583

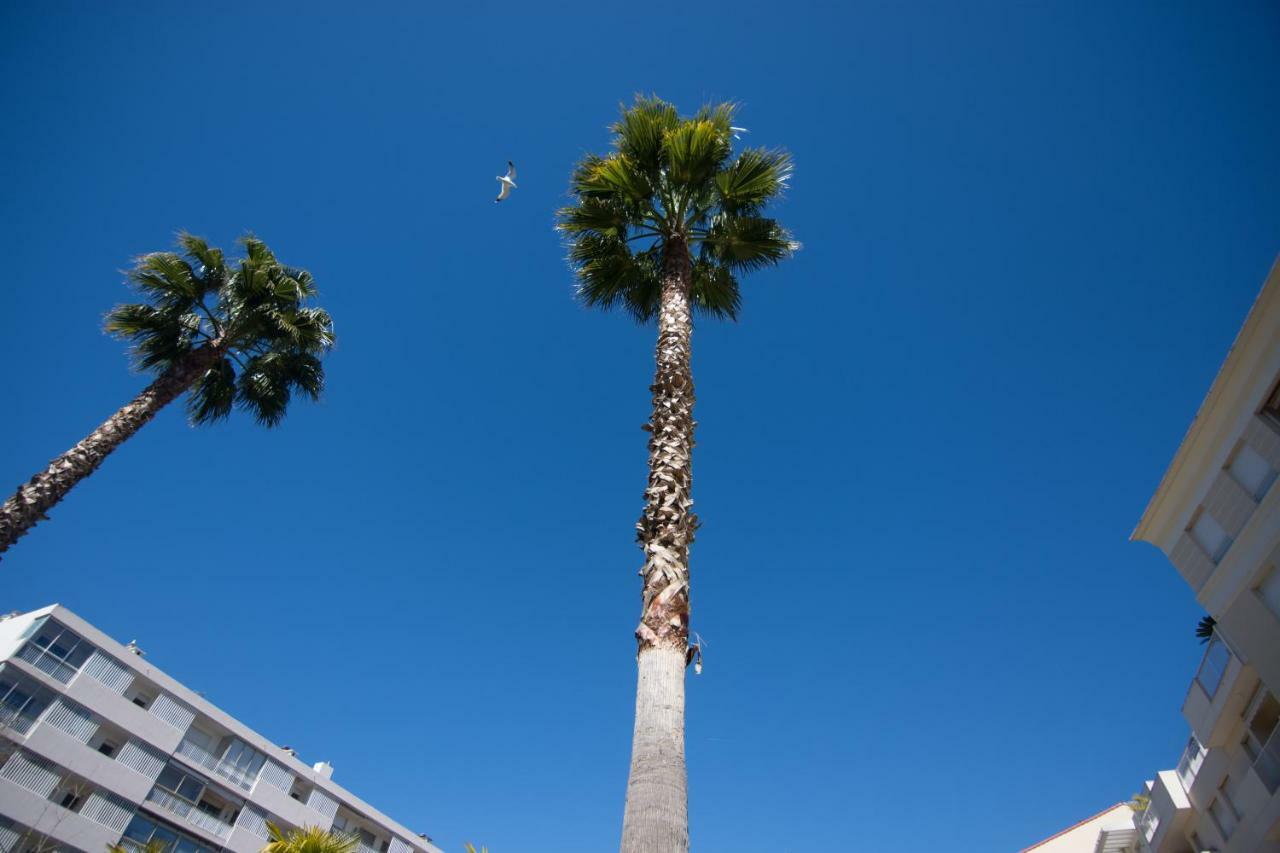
495 180 512 203
505 161 516 181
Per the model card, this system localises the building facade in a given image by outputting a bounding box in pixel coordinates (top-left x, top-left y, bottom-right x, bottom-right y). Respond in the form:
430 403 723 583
0 605 442 853
1130 258 1280 852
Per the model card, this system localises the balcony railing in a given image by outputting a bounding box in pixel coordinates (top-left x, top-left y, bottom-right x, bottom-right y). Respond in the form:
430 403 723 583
174 739 259 791
1252 727 1280 794
145 787 233 840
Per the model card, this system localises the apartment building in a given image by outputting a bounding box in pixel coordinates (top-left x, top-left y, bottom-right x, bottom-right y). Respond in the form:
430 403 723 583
0 604 443 853
1129 258 1280 852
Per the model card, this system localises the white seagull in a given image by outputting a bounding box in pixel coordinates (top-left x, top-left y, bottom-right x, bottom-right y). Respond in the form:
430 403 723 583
729 126 748 140
494 161 517 203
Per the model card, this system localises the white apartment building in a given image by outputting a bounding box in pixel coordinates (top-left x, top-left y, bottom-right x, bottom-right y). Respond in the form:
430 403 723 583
1129 258 1280 853
0 605 443 853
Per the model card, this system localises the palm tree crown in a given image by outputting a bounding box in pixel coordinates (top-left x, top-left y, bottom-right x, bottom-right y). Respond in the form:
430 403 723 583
557 96 798 320
105 234 335 427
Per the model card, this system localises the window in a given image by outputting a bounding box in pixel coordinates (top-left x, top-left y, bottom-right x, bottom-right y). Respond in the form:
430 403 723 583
218 739 265 787
156 765 205 804
1257 566 1280 623
1177 735 1206 789
1208 778 1239 835
1196 634 1232 700
1229 443 1278 499
0 668 55 734
97 741 118 758
1190 510 1232 563
17 621 94 683
121 815 216 853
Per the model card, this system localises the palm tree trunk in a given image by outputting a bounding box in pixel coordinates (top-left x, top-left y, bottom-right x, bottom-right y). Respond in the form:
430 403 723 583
621 238 695 853
0 347 221 558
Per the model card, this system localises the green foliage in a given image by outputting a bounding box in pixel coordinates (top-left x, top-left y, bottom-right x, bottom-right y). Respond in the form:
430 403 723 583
1196 615 1216 644
262 822 359 853
463 845 488 853
557 95 797 322
105 233 335 427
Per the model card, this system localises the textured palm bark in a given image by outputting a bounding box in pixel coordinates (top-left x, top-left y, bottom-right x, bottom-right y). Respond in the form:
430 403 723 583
621 239 695 853
0 346 221 557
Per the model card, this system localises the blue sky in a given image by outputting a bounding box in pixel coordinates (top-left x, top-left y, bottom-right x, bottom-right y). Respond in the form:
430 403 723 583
2 2 1279 851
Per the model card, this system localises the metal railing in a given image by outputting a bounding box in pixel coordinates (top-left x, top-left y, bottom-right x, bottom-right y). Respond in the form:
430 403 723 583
174 739 259 791
145 787 233 840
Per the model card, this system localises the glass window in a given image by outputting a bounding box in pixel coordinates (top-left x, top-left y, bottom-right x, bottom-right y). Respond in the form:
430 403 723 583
18 621 95 683
1190 511 1232 563
123 816 157 843
1229 444 1277 500
156 765 205 804
0 668 55 734
1196 635 1232 700
121 814 215 853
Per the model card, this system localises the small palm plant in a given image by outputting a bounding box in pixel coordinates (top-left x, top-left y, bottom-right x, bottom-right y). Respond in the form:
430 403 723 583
0 234 334 557
1196 615 1217 644
557 95 796 853
262 822 359 853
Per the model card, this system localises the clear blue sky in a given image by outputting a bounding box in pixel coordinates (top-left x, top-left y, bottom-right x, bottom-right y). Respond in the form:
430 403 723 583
2 3 1278 851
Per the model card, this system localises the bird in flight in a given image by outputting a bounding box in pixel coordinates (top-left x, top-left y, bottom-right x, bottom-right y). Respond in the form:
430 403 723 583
495 161 517 203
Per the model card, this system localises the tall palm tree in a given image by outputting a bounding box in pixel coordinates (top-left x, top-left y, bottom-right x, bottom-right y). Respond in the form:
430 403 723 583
557 96 797 853
0 234 335 557
262 823 359 853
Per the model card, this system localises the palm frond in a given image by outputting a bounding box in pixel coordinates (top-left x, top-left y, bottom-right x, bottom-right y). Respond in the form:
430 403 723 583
127 252 200 310
556 198 631 239
579 155 655 208
701 215 798 273
569 234 662 322
716 149 793 214
613 95 680 174
104 303 198 372
690 259 741 320
662 120 729 190
186 358 236 424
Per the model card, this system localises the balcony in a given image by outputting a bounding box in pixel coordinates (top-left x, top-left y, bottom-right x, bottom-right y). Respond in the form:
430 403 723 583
1183 634 1257 747
174 739 260 791
1139 771 1193 853
144 788 233 840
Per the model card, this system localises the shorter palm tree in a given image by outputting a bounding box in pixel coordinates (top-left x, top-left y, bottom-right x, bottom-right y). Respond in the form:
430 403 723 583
0 233 335 557
263 822 359 853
